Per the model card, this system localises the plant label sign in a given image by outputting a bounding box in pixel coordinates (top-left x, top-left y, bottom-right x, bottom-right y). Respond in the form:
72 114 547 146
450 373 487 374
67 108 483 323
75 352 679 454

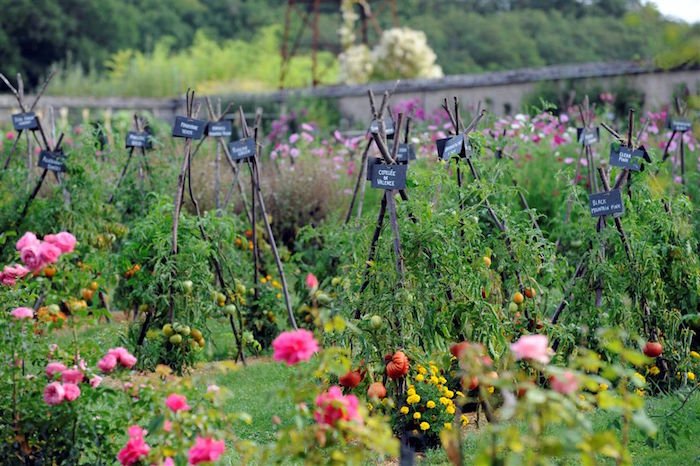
11 112 39 131
369 118 395 139
227 138 256 161
436 134 467 160
667 118 692 132
172 116 206 139
206 120 232 138
125 131 150 148
371 163 407 190
395 143 416 164
577 127 600 146
590 189 624 217
609 145 642 171
38 150 66 173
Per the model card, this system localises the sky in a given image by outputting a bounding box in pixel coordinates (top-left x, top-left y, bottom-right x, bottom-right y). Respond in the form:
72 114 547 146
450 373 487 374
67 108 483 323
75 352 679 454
645 0 700 23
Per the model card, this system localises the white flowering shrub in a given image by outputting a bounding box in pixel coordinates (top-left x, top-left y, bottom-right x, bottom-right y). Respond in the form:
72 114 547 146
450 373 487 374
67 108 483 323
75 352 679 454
339 44 374 85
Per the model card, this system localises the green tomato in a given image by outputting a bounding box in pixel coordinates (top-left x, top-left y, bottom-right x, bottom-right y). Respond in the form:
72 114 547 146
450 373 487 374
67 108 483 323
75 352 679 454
224 304 237 316
370 315 383 330
169 334 183 345
162 324 174 337
508 302 519 314
182 280 193 293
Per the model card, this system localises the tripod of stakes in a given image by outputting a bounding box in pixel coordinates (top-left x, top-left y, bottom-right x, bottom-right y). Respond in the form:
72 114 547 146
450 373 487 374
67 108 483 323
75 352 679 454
108 114 154 204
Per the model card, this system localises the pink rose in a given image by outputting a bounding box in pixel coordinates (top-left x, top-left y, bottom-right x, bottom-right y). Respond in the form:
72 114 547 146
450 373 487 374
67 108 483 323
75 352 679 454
163 420 172 432
63 383 81 401
90 375 103 388
165 393 191 412
38 242 62 264
163 458 175 466
272 329 319 366
117 426 150 466
10 307 34 320
314 385 361 426
550 371 579 395
305 273 319 290
16 232 40 251
510 334 553 364
61 368 84 384
1 264 30 286
44 232 76 253
98 354 118 373
20 244 45 271
107 347 137 368
46 362 67 379
44 381 65 405
5 131 15 140
187 436 225 465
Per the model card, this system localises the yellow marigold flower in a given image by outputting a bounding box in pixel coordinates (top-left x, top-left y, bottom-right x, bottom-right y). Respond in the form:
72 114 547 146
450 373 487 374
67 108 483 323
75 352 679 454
439 376 447 384
648 366 660 376
443 422 452 430
415 374 425 382
688 372 696 381
407 388 416 397
430 364 439 375
633 373 646 385
413 412 421 420
426 401 436 409
430 376 440 385
417 365 427 375
599 383 609 391
487 386 495 394
445 390 454 398
446 405 456 415
407 394 421 405
420 422 430 431
439 397 449 405
400 406 409 415
460 414 469 425
690 351 700 360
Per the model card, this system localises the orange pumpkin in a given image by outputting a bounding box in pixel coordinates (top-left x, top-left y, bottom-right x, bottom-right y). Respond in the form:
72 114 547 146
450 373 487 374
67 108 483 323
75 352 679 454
367 382 387 399
339 370 363 389
386 351 409 379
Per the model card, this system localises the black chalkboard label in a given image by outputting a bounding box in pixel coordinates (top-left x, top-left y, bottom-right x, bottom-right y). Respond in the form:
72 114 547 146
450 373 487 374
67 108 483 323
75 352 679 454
668 118 692 132
371 163 407 190
609 144 643 171
395 143 416 163
436 134 466 160
590 189 624 217
172 116 206 139
369 118 395 139
11 112 38 131
577 127 600 146
227 138 256 161
206 120 233 138
38 150 66 172
367 157 381 180
125 131 149 148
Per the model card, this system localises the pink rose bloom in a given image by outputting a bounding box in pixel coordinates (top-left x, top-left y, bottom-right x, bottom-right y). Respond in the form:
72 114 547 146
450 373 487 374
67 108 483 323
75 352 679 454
163 420 172 432
46 362 67 379
305 273 319 290
63 383 81 401
98 354 118 373
6 131 15 140
90 375 103 388
11 307 34 320
165 393 191 412
44 382 65 405
61 368 84 384
117 427 150 466
104 347 137 369
20 244 45 271
187 436 225 465
314 385 361 426
16 232 40 251
43 232 76 253
38 242 62 264
272 329 319 366
510 334 553 364
1 263 30 285
550 371 579 395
